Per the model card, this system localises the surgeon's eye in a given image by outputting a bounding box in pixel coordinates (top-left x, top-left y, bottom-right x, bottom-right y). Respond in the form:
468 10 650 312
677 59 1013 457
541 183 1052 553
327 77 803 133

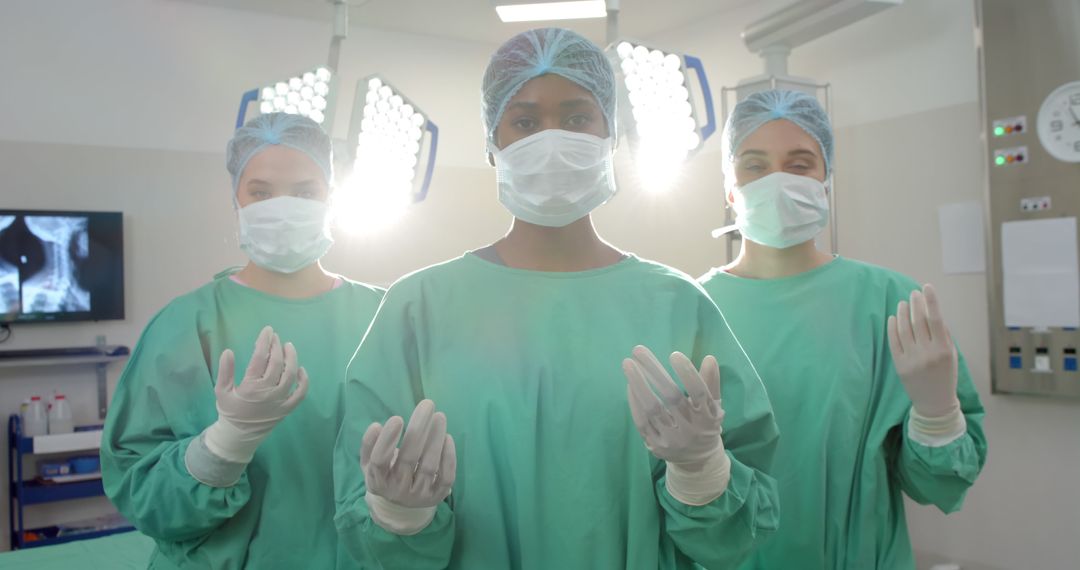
564 114 593 130
740 161 766 173
250 190 272 201
512 117 538 132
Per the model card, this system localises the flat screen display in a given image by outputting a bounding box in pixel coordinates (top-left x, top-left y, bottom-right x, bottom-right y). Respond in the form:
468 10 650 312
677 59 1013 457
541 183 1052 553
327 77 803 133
0 210 124 323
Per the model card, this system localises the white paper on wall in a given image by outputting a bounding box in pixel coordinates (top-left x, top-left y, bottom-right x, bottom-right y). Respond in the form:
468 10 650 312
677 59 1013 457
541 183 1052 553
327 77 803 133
1001 217 1080 329
938 201 987 274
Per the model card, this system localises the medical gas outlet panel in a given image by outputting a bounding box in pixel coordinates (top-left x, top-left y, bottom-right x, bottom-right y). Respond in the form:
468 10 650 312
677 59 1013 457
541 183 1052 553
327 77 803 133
980 0 1080 398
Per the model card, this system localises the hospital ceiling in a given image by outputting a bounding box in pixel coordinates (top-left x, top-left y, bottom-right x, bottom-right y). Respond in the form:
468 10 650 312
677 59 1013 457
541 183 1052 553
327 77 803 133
175 0 755 45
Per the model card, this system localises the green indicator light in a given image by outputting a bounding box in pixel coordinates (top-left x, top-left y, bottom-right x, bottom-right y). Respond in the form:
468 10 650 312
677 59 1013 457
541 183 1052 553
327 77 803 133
994 126 1005 136
995 155 1006 166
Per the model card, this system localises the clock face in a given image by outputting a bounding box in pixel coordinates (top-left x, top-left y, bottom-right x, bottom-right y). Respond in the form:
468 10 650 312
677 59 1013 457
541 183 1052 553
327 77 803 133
1037 80 1080 163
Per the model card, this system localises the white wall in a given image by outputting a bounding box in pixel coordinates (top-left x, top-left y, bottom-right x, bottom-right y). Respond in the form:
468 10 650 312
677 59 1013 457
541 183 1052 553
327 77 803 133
655 1 1080 569
0 0 495 169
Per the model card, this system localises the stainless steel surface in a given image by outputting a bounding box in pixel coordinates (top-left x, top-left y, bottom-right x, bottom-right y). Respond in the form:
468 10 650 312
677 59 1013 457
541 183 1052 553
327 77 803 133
979 0 1080 398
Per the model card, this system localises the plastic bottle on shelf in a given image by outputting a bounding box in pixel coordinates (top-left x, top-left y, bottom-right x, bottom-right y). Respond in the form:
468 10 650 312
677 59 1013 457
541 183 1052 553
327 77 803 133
21 396 48 437
48 393 74 434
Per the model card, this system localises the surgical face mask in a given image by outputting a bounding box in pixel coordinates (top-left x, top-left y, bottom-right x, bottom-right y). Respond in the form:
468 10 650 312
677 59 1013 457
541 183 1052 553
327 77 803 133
237 196 334 274
490 129 616 228
730 172 830 249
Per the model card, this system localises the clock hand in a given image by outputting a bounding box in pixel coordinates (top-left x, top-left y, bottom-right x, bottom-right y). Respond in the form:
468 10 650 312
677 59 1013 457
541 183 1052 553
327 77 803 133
1069 104 1080 126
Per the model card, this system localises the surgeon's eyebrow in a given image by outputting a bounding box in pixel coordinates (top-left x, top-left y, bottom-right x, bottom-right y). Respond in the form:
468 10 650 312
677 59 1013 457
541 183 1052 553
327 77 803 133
506 101 539 111
737 149 819 158
559 98 596 108
246 179 272 187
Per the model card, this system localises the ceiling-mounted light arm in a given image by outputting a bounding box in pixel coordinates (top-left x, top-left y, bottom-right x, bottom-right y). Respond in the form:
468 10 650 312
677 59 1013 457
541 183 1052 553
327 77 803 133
759 44 791 77
321 1 348 134
683 55 716 142
605 0 620 46
327 0 349 73
743 0 901 52
742 0 900 76
416 122 439 202
235 89 259 129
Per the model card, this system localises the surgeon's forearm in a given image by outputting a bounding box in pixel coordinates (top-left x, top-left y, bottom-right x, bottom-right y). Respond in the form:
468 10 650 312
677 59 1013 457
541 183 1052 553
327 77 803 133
103 435 252 540
335 498 456 569
897 407 986 513
658 456 779 569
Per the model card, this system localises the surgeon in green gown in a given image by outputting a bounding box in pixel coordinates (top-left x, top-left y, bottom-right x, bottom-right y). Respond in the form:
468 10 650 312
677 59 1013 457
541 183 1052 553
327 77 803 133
333 28 780 570
102 113 383 569
699 90 988 569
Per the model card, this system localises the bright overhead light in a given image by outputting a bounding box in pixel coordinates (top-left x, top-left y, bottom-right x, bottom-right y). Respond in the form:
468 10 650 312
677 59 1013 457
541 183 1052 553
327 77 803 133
334 76 439 234
494 0 606 23
237 72 439 231
609 40 716 193
255 66 333 125
236 65 335 130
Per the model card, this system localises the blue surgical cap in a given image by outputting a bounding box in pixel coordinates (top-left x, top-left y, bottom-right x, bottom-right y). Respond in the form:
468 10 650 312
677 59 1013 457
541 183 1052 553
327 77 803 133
226 113 334 193
721 89 834 184
481 27 616 150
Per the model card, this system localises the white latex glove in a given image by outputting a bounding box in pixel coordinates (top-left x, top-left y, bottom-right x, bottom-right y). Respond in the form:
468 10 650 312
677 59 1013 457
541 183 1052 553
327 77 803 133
203 326 309 464
623 346 731 505
887 285 961 418
361 399 457 534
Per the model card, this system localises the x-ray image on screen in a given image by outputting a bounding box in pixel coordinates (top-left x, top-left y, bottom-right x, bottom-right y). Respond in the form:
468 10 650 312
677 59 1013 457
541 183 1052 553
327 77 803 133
21 216 91 313
0 216 17 318
0 209 123 323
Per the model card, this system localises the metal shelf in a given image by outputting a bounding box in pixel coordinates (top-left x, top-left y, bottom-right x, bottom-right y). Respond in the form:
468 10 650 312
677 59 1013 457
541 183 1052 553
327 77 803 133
15 525 135 550
14 429 103 454
0 353 128 370
5 340 131 549
0 341 130 421
8 412 123 550
12 476 105 505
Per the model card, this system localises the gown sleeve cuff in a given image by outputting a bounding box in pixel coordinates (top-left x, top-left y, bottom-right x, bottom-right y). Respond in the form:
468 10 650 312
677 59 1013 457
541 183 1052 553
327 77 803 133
184 432 248 488
665 446 732 506
908 406 967 447
365 492 438 536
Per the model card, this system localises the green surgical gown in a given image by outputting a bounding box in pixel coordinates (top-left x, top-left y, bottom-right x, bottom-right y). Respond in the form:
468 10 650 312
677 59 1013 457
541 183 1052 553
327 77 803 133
699 257 987 570
102 271 383 569
334 254 781 570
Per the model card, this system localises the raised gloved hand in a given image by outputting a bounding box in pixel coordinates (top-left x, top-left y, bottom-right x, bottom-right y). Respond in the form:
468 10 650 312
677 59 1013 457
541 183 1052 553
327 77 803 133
623 346 731 506
203 326 309 464
361 399 457 535
887 284 960 419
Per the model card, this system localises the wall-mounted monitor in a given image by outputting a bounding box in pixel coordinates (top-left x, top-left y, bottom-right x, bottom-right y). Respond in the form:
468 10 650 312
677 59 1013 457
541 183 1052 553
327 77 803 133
0 209 124 323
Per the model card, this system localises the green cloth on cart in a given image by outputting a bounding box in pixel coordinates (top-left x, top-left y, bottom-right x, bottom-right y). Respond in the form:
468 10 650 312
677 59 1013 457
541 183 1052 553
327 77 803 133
0 531 154 569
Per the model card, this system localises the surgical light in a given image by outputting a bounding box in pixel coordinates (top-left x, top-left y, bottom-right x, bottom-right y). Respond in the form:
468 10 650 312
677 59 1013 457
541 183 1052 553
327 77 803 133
333 76 439 234
236 66 335 129
609 40 715 193
493 0 606 22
